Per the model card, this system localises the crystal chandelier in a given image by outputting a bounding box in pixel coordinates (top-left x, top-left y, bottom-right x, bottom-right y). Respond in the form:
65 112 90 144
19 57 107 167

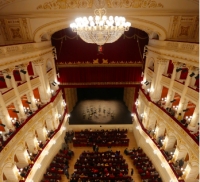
70 0 131 46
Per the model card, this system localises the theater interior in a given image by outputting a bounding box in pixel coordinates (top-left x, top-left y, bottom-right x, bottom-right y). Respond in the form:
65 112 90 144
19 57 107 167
0 0 199 182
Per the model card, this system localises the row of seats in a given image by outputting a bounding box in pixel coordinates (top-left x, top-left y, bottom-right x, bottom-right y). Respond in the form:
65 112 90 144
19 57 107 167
41 148 73 182
73 129 129 147
126 147 162 182
69 151 134 182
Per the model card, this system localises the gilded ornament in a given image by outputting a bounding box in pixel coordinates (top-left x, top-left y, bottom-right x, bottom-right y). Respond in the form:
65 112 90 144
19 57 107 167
106 0 163 8
37 0 93 10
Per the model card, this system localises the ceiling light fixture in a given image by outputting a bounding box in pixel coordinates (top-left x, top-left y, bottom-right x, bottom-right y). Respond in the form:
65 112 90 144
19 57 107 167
70 0 131 46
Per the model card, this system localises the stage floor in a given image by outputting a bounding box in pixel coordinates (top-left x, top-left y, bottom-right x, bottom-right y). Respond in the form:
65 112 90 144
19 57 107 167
69 100 132 125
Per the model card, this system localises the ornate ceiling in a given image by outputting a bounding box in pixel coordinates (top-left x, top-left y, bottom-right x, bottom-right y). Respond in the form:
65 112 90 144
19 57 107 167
0 0 198 45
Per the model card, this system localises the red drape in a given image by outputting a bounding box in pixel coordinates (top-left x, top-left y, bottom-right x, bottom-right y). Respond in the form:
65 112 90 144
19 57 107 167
167 60 173 74
27 62 34 76
13 70 22 81
0 76 7 88
180 68 188 79
58 67 142 85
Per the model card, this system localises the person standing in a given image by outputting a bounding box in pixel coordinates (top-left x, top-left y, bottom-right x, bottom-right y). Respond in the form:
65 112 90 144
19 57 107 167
131 168 134 176
95 145 99 152
93 143 96 152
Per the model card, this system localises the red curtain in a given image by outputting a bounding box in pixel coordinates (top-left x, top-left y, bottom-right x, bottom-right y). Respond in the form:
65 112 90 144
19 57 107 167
0 76 7 88
27 62 34 76
58 67 142 85
180 68 188 79
167 60 173 74
13 70 21 81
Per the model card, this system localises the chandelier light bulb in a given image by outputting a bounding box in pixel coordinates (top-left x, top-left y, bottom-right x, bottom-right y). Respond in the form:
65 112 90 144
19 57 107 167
102 15 107 20
70 5 131 45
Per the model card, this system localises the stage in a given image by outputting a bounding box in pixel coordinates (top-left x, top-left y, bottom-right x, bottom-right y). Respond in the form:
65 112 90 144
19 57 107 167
69 100 132 125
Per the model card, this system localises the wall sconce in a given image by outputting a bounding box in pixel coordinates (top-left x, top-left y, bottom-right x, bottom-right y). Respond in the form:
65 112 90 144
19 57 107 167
20 70 27 74
26 101 31 104
6 75 11 79
170 99 176 103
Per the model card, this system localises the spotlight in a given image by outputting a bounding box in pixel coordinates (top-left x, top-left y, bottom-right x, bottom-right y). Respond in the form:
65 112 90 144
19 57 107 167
6 75 11 79
189 72 195 77
176 68 182 72
195 74 199 79
183 108 189 112
13 110 19 113
20 70 27 74
51 83 56 86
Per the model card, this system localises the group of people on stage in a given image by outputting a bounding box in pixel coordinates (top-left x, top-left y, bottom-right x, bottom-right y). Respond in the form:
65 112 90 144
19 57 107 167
82 105 115 120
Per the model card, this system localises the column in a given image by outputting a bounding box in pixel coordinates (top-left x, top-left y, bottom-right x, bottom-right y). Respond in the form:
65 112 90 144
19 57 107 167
32 59 51 103
172 145 187 162
22 64 38 111
150 57 168 102
26 93 37 111
141 54 151 91
189 67 199 87
4 68 26 120
142 105 151 128
155 125 165 140
50 56 59 90
36 127 47 143
2 71 12 88
165 61 179 108
176 98 189 119
3 163 20 182
0 92 13 130
15 149 30 167
187 105 199 129
163 132 177 151
183 162 199 182
19 69 26 82
25 135 39 154
137 95 145 116
13 100 26 120
175 65 193 117
51 108 59 129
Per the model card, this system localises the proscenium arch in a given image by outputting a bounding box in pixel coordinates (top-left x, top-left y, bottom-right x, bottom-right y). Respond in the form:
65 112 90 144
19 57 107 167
33 18 167 43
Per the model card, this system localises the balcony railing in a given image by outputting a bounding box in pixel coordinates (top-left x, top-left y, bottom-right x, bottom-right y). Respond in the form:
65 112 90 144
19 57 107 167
19 108 67 182
140 88 199 145
135 110 185 182
0 89 61 153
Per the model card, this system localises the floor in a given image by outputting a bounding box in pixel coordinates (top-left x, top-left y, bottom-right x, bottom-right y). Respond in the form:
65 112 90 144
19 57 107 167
69 100 132 125
60 131 142 182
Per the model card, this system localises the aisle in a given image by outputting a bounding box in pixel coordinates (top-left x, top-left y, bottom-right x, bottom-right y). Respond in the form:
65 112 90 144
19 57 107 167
61 131 142 182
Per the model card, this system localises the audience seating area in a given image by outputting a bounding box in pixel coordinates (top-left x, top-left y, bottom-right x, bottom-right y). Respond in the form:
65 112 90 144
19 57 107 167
73 129 129 147
125 147 162 182
70 151 133 182
41 147 73 182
